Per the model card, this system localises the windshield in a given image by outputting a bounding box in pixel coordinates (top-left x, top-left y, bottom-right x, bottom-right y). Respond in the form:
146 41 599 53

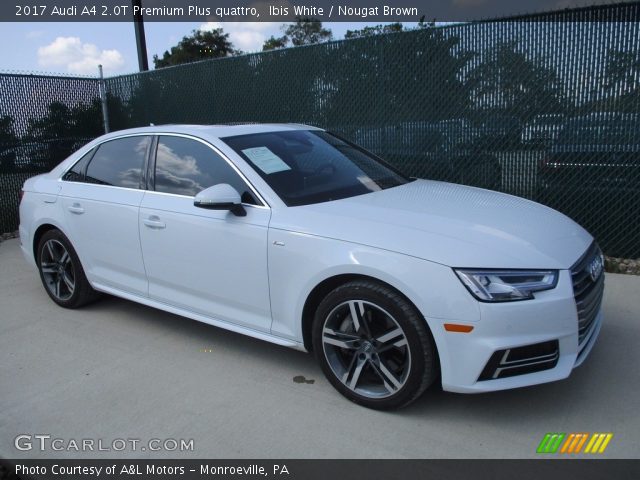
222 130 410 206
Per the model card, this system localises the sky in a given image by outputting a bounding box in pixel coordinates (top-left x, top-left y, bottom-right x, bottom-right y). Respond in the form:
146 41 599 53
0 21 398 77
0 0 617 76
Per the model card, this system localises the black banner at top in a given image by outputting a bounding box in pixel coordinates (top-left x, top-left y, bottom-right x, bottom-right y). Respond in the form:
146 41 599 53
3 0 639 22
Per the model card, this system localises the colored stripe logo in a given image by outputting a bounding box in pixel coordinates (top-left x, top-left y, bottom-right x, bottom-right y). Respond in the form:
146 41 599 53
537 433 613 454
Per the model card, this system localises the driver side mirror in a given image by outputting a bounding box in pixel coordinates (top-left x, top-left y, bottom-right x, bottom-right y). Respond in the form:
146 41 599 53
194 184 246 217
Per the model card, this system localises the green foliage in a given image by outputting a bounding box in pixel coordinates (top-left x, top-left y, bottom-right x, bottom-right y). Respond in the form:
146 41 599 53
344 23 403 39
285 17 333 46
262 36 288 51
0 115 18 171
466 40 564 123
604 49 640 112
605 49 640 91
23 101 99 169
26 101 99 140
153 28 238 69
262 17 332 50
0 116 17 145
324 27 473 125
22 96 128 169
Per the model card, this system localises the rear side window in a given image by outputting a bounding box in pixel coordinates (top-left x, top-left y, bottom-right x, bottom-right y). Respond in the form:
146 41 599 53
62 148 95 182
154 136 258 204
85 136 151 188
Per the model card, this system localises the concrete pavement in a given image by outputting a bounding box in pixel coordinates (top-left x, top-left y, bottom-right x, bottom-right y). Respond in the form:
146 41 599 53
1 237 639 459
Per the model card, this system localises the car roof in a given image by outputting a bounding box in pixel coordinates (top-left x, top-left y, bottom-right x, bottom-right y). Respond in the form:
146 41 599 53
96 123 323 141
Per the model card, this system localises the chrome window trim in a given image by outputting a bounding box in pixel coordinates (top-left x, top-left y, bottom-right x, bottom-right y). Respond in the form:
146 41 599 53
59 131 270 209
59 133 151 189
141 189 266 211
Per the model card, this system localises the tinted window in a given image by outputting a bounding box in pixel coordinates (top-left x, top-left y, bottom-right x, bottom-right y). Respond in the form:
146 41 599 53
154 136 258 204
222 130 409 206
62 148 95 182
85 136 150 188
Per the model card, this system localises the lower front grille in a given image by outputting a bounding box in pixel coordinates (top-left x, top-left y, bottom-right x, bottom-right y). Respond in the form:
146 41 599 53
478 340 560 381
571 243 605 347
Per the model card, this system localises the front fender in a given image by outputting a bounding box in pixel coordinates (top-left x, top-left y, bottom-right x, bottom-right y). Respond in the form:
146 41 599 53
267 229 480 356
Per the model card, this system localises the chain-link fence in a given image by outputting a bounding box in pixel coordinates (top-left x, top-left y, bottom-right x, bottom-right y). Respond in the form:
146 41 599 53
0 73 102 232
1 2 639 257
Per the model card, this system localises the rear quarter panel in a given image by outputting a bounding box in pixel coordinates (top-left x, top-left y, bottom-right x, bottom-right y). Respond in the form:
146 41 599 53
19 176 64 266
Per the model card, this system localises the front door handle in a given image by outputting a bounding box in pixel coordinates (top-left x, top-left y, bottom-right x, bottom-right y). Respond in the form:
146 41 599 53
67 203 84 215
143 216 166 229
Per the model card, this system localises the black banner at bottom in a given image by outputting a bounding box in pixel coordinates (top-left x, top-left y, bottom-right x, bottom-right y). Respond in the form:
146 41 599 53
1 459 639 480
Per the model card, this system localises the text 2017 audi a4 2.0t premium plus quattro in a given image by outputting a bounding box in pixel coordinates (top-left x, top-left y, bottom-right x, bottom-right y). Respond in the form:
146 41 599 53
19 124 604 409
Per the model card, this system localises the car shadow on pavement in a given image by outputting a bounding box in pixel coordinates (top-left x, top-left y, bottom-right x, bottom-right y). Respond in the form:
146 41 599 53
82 293 628 427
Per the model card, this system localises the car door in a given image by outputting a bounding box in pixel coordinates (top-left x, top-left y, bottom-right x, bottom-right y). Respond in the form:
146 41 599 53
139 134 272 332
59 135 151 296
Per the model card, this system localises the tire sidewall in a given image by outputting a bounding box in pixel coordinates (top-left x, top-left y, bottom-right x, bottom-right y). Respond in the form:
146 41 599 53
312 281 433 410
37 229 85 308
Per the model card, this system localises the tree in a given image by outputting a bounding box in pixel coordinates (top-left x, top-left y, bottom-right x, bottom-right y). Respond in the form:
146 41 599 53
466 40 564 123
285 17 333 46
344 23 403 39
324 26 473 125
0 115 18 172
262 17 332 50
23 99 118 170
0 115 17 146
153 28 238 68
604 49 640 113
262 35 288 51
605 50 640 92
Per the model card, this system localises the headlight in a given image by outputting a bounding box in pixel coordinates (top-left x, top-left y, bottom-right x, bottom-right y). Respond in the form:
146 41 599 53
454 269 558 302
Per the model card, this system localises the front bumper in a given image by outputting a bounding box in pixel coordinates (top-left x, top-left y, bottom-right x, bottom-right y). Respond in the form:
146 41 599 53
432 269 603 394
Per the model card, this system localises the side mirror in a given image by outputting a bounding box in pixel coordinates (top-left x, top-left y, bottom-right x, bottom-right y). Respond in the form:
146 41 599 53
194 184 246 217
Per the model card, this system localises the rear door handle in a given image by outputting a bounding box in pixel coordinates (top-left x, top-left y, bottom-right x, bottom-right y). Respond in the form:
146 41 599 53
143 216 166 229
67 203 84 215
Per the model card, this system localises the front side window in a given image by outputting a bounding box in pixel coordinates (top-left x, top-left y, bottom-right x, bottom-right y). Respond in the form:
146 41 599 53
85 136 150 188
222 130 410 206
154 136 258 204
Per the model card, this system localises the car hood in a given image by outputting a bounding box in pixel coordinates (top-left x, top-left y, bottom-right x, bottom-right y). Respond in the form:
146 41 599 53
270 179 593 269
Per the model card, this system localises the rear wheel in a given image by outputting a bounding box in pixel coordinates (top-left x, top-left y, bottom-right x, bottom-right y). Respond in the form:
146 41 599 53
312 280 438 410
37 229 100 308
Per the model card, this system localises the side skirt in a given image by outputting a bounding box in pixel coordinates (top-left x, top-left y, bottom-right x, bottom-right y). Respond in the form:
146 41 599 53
91 282 307 352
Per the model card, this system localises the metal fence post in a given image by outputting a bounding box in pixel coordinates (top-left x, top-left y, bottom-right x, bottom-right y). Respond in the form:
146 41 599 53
98 65 110 134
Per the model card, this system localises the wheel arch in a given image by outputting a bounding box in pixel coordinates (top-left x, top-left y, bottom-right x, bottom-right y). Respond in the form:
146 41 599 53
301 273 440 371
32 223 62 261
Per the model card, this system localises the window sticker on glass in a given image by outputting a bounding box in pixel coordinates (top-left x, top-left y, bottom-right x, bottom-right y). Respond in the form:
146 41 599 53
241 146 291 174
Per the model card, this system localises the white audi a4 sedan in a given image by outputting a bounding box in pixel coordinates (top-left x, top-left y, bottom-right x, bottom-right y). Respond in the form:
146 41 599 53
19 124 604 409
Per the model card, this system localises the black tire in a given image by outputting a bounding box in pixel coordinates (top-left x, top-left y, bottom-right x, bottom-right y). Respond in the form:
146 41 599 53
312 280 438 410
36 229 100 308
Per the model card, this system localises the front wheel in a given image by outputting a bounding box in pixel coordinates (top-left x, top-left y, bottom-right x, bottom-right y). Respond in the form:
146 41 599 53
312 280 438 410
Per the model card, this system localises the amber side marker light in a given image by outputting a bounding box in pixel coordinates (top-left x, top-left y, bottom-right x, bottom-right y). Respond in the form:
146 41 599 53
444 323 474 333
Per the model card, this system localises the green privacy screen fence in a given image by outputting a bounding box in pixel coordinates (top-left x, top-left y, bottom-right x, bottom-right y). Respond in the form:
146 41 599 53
0 73 103 235
1 2 639 257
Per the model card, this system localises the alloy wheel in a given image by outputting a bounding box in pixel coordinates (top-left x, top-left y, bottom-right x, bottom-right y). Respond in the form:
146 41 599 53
321 300 411 399
40 239 75 301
